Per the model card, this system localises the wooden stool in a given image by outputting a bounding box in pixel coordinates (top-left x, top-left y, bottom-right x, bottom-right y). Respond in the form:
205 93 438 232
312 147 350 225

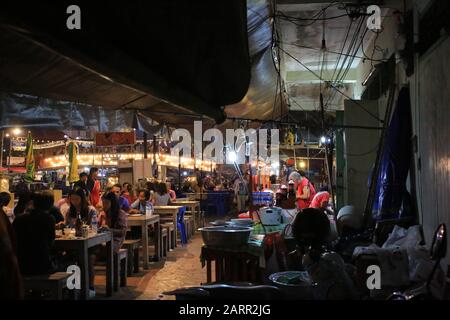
188 215 195 235
160 223 175 250
184 217 191 240
123 239 141 276
184 215 195 238
200 210 206 228
160 228 168 257
185 215 192 237
23 272 71 300
114 249 128 291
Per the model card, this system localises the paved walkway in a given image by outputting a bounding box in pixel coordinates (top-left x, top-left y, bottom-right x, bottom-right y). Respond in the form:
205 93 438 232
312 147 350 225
95 233 207 300
139 233 206 300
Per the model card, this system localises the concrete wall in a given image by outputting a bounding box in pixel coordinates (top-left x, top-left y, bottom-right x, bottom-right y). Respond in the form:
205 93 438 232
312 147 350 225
415 35 450 265
354 7 404 100
343 100 379 215
354 0 450 266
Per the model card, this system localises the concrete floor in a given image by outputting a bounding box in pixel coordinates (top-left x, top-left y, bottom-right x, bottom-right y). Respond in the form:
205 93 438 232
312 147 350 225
94 233 207 300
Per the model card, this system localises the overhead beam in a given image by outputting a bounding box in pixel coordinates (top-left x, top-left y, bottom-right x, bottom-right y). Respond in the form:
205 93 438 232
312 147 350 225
276 0 360 12
286 69 357 82
276 0 404 12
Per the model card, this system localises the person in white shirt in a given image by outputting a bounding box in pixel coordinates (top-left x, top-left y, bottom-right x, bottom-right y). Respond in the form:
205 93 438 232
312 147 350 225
56 196 71 219
130 190 153 214
234 177 248 213
152 182 172 206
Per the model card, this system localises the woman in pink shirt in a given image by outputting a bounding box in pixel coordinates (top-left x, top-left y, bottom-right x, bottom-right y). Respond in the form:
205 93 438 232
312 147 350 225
310 186 331 210
166 182 176 202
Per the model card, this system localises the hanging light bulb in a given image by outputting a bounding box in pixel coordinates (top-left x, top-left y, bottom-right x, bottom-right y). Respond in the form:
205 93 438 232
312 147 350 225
12 128 22 136
228 151 237 163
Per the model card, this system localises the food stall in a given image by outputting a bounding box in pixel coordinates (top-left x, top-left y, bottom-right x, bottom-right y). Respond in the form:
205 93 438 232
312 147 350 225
199 204 293 284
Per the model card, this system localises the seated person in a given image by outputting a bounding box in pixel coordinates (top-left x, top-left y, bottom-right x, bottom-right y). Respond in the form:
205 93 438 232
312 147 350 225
57 196 71 219
87 192 127 297
111 184 130 213
280 180 297 209
280 185 288 198
130 189 153 214
278 185 298 209
166 182 177 202
49 204 65 228
13 191 33 219
36 191 65 228
287 180 296 197
121 182 136 204
152 182 172 206
98 192 128 250
275 188 286 207
292 208 356 300
292 208 332 255
13 193 56 276
0 209 23 299
65 189 97 227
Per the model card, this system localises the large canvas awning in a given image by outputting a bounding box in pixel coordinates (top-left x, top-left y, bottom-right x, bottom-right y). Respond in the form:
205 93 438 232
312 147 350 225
0 0 283 131
0 1 252 126
0 92 166 135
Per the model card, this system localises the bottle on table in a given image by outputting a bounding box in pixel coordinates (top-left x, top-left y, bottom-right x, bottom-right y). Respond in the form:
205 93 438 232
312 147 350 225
145 202 153 217
91 213 98 234
75 214 83 237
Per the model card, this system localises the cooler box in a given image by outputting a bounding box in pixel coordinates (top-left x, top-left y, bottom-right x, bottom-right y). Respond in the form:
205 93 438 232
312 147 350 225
252 192 273 206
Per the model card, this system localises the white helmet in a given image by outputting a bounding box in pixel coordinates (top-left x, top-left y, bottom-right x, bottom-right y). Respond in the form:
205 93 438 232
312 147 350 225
337 205 362 230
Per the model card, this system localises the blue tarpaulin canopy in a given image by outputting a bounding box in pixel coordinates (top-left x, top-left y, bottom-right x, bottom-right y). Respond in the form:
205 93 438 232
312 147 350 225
373 87 413 220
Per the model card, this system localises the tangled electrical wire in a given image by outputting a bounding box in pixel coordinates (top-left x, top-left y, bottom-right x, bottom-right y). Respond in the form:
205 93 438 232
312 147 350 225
270 0 394 124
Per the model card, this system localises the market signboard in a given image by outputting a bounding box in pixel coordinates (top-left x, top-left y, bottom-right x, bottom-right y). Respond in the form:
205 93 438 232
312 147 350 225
11 139 26 152
95 131 136 147
7 156 25 166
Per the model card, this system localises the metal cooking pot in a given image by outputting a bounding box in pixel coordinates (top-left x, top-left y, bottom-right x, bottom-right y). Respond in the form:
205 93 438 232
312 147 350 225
269 271 314 300
198 226 252 247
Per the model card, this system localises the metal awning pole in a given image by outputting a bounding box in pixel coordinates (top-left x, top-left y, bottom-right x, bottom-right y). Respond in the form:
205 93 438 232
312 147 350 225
0 130 4 169
8 137 12 174
143 132 148 160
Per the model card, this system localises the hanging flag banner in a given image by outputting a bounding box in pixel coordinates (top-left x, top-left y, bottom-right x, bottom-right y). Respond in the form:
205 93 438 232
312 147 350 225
95 131 136 147
68 142 79 183
24 132 35 182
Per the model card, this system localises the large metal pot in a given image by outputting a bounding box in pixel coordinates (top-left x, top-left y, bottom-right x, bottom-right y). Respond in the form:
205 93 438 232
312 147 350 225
198 226 252 247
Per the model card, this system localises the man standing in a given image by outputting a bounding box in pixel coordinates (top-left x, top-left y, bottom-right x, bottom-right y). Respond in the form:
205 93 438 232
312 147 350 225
234 176 248 213
73 172 89 198
87 168 101 207
290 170 316 210
288 171 301 188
